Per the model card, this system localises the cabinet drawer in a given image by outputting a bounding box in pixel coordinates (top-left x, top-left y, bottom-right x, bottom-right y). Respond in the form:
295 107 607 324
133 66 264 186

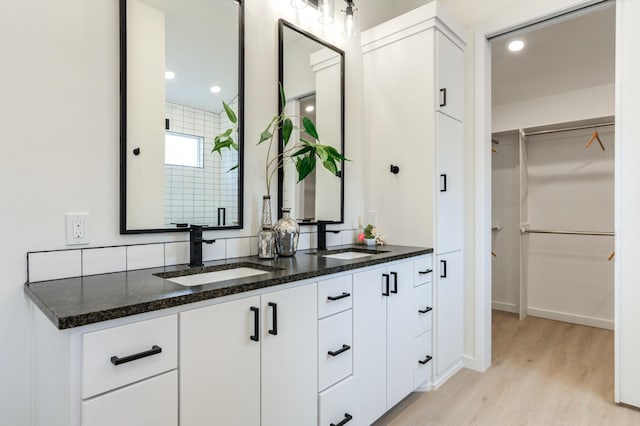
319 310 353 391
318 275 353 319
414 283 433 337
413 330 433 390
319 376 359 426
82 315 178 399
414 255 434 286
82 370 178 426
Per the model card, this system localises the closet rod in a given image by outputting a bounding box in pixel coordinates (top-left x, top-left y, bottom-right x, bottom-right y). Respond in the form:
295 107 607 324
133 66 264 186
524 122 614 137
522 229 614 237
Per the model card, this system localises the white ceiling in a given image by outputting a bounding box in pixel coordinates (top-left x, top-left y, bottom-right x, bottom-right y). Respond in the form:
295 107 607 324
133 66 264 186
491 4 615 106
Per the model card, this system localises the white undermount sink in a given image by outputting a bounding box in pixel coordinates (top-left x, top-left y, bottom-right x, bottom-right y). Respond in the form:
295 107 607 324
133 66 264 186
166 267 270 287
322 251 375 260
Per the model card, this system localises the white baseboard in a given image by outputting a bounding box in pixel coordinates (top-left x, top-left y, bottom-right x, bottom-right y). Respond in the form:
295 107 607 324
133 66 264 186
433 359 464 389
492 301 518 313
527 307 614 330
415 381 435 392
462 354 489 372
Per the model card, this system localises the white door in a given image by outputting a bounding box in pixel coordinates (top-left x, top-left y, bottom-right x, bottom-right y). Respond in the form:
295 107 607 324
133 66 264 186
435 251 464 376
436 113 464 254
180 296 261 426
386 261 417 408
435 31 464 121
353 267 388 425
261 283 317 426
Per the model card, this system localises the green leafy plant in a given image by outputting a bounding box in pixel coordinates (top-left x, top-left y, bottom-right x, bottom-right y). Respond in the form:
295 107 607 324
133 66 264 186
212 84 348 197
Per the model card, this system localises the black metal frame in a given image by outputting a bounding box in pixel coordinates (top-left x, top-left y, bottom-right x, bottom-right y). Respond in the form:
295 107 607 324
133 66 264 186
119 0 245 234
277 19 345 225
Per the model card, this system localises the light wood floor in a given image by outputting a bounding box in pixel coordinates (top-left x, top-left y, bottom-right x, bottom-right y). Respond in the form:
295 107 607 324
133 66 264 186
374 310 640 425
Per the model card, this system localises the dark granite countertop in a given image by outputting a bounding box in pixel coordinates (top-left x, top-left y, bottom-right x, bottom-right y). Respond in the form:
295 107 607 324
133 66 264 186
25 244 432 330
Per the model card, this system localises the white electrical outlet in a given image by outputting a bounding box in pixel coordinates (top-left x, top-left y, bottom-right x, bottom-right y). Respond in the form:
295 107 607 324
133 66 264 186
66 213 89 245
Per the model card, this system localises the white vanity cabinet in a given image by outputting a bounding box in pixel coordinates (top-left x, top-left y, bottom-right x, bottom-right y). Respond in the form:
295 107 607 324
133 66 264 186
180 282 318 426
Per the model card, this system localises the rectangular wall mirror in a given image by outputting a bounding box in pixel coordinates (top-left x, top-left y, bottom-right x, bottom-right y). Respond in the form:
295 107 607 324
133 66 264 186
278 20 345 225
120 0 244 233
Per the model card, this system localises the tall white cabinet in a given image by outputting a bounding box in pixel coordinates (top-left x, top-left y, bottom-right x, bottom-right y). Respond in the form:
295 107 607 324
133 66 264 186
362 2 466 388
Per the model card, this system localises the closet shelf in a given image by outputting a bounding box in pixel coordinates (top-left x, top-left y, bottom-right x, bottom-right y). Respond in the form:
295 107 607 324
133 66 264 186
520 228 614 237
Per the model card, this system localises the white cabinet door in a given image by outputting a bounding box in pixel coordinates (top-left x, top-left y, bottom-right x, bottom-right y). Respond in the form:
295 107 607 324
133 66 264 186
82 370 177 426
435 31 464 121
436 113 464 254
386 261 417 408
180 296 261 426
261 283 317 426
435 251 464 376
353 267 388 425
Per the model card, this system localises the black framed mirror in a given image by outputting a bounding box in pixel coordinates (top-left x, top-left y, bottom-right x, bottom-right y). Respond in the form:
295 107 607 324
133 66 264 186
277 20 345 225
120 0 244 233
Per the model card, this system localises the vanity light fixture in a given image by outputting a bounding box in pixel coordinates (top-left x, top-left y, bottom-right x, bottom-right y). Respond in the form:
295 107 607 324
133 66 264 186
305 105 315 113
291 0 308 9
507 39 525 52
165 71 176 80
318 0 334 24
210 86 222 94
341 0 358 39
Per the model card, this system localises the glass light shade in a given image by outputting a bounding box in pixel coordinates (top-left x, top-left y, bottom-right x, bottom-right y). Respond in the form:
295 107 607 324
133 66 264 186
318 0 334 24
342 5 358 38
291 0 308 9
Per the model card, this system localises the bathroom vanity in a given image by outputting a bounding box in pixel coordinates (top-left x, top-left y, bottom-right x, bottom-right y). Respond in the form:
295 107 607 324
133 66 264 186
26 245 445 426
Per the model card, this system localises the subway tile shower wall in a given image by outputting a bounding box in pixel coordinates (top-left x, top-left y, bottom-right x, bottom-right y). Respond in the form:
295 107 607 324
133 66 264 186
164 98 239 227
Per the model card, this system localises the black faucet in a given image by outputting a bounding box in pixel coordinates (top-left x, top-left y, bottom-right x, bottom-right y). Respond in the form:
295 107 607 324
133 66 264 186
317 221 333 251
189 225 216 267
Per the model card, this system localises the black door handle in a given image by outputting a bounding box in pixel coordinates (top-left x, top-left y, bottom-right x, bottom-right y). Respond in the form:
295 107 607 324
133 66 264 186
330 413 353 426
390 271 398 294
328 344 351 357
440 260 447 278
250 307 259 342
268 302 278 335
382 274 390 296
419 306 433 314
439 88 447 107
327 292 351 301
110 345 162 366
419 269 433 275
440 174 447 192
419 355 433 365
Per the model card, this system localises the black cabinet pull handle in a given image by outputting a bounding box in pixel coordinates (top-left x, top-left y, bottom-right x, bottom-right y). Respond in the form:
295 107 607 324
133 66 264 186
439 88 447 107
440 260 447 278
328 344 351 357
419 306 433 314
382 273 390 296
390 271 398 294
110 345 162 366
268 302 278 335
330 413 353 426
327 292 351 301
250 307 260 342
419 269 433 275
440 174 447 192
419 355 433 365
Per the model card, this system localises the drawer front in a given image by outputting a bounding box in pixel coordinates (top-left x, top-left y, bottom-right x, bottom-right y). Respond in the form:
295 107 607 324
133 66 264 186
413 330 433 390
414 255 434 286
82 370 178 426
318 275 353 319
319 376 360 426
82 315 178 399
319 310 353 391
413 283 433 337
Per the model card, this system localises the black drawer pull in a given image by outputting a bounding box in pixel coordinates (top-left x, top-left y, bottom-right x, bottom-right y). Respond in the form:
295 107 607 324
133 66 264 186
390 271 398 294
250 306 260 342
419 306 433 314
110 345 162 366
439 88 447 107
268 302 278 336
440 174 447 192
382 274 390 296
419 355 433 365
328 344 351 357
440 260 447 278
327 292 351 301
419 269 433 275
330 413 353 426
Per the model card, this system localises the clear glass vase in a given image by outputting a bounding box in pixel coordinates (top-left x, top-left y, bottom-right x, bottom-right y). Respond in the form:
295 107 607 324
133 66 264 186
273 208 300 256
258 196 276 259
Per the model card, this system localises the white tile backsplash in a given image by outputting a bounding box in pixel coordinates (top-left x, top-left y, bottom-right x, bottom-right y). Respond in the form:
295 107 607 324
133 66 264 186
226 237 251 259
28 250 82 282
326 231 342 248
164 242 189 266
297 232 312 250
341 230 357 246
203 240 226 261
82 247 126 276
250 237 258 256
127 244 164 270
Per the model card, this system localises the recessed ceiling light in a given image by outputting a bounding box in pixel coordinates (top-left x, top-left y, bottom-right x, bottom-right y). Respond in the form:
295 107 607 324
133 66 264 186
305 105 315 113
165 71 176 80
210 86 221 94
507 39 525 52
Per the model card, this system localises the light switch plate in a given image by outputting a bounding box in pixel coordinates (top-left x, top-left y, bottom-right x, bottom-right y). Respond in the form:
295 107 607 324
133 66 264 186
66 213 89 245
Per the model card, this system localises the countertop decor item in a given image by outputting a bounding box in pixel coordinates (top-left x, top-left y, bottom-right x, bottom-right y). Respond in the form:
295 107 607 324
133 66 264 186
273 208 300 256
364 224 385 246
258 196 277 259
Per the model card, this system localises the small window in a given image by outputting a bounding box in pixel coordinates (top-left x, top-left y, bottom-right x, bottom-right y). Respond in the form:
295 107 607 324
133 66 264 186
165 132 203 168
